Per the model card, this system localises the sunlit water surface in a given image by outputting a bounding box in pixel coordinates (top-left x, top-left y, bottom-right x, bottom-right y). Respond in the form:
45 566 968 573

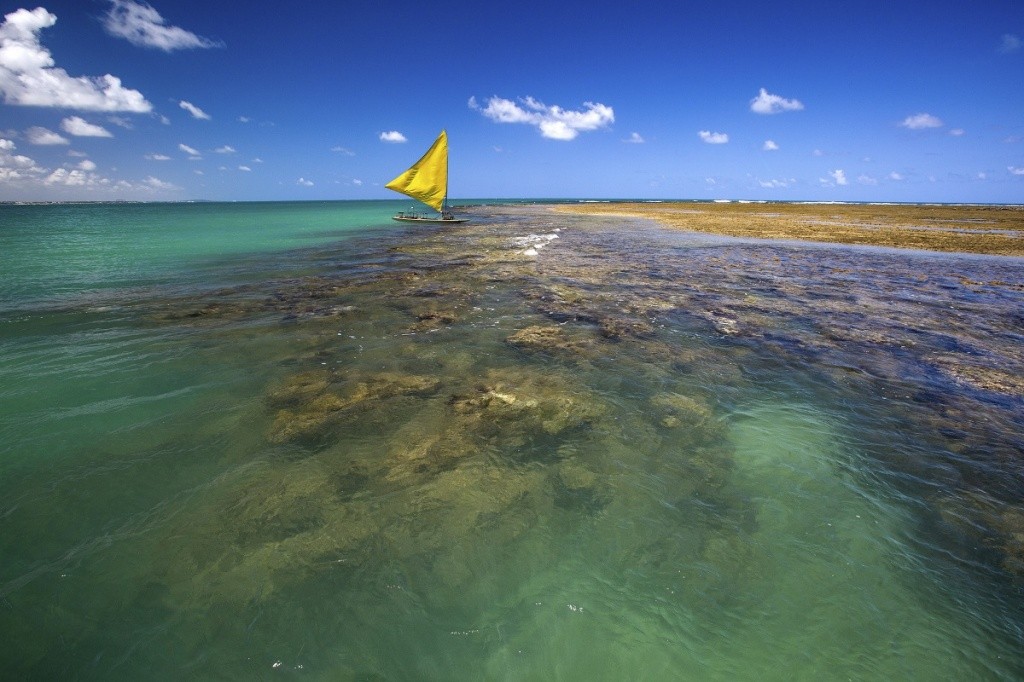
1 202 1022 680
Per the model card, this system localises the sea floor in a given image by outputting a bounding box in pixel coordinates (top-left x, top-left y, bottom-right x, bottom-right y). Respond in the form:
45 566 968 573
2 205 1023 679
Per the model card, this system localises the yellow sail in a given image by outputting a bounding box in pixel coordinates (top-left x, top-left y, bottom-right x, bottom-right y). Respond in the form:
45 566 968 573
385 130 448 212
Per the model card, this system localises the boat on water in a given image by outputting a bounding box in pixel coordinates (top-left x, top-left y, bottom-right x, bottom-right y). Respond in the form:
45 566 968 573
385 130 468 223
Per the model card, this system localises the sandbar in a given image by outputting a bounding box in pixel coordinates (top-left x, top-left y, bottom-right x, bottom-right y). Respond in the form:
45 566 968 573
555 201 1024 256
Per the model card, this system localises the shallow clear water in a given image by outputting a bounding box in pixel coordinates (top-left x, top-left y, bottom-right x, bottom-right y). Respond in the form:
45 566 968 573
1 202 1022 680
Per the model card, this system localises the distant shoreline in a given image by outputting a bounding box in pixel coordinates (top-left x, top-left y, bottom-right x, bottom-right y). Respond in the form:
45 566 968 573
556 201 1024 257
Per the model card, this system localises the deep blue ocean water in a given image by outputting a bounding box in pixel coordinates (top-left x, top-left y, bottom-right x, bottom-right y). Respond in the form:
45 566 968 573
1 200 1023 679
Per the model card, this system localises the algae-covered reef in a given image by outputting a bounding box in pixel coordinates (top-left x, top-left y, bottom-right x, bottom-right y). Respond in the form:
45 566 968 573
138 204 1024 615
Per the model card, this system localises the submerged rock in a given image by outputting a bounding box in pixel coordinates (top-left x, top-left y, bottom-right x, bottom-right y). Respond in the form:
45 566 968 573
552 459 610 512
267 370 441 444
651 392 715 428
506 324 592 357
449 369 607 444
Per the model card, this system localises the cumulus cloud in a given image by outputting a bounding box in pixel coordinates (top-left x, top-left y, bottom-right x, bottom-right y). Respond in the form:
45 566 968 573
179 100 210 120
104 0 222 51
107 115 133 129
949 128 965 136
857 174 878 185
77 159 97 171
380 131 406 143
888 171 904 181
830 169 848 185
0 137 47 183
698 130 728 144
758 178 793 188
61 116 113 137
623 132 644 144
297 177 314 186
44 168 90 186
143 175 178 190
0 7 151 112
750 88 804 114
999 34 1021 54
178 142 200 157
145 153 170 160
1009 166 1024 176
26 126 68 144
215 145 235 154
900 113 943 129
469 95 614 140
763 139 779 151
238 165 251 172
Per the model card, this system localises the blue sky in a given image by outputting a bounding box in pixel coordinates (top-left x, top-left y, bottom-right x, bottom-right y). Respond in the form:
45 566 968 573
1 0 1022 203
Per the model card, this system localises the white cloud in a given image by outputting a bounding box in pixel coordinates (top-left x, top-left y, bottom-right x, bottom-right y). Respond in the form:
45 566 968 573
158 114 170 125
380 131 407 143
77 159 97 171
107 115 133 129
977 172 987 180
297 177 314 186
44 168 89 186
1009 166 1024 176
812 149 824 157
331 146 355 155
820 170 849 187
999 33 1021 54
26 126 68 144
251 157 263 163
888 171 904 181
61 116 113 137
0 7 151 112
145 153 170 160
763 139 779 151
238 165 251 172
143 175 178 190
758 178 792 188
857 174 878 185
103 0 222 51
238 116 250 123
698 130 728 144
352 178 363 186
623 132 644 144
949 128 965 136
469 95 614 140
178 143 200 156
0 137 46 183
900 113 943 129
215 145 235 154
179 100 210 120
750 88 804 114
67 149 87 157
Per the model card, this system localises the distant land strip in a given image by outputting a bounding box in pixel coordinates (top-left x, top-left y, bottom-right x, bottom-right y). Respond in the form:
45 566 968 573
555 202 1024 257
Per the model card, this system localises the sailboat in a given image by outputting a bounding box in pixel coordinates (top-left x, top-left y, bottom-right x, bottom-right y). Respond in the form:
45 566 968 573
385 130 468 223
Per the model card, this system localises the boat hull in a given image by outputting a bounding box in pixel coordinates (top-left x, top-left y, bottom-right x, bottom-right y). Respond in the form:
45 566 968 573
392 215 468 224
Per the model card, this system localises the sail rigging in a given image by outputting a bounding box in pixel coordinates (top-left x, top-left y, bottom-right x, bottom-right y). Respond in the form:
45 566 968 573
385 130 449 212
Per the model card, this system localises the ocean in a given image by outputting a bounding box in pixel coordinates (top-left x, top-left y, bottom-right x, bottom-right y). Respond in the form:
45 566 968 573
1 200 1022 679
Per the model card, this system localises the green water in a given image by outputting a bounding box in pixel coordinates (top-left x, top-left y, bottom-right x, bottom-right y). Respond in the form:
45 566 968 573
1 202 1022 679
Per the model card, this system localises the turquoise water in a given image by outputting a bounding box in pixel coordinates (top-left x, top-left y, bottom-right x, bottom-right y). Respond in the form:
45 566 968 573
1 201 1023 679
